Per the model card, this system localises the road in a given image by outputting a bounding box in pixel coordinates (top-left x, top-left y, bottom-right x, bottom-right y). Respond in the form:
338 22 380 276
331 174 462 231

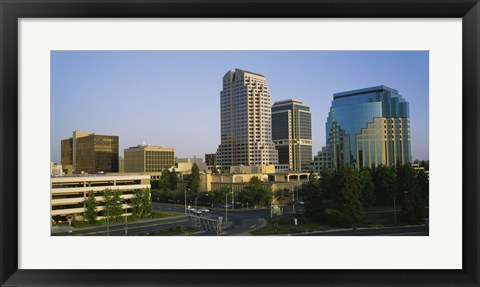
52 215 190 236
156 203 271 236
292 225 428 236
52 203 428 236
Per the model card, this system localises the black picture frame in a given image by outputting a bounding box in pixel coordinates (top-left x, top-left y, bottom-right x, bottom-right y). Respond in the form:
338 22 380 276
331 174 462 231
1 0 479 286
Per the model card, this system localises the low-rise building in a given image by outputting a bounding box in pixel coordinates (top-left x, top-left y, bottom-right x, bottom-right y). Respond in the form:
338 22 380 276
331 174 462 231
229 165 275 174
195 170 311 196
51 162 64 177
50 174 150 223
175 157 208 173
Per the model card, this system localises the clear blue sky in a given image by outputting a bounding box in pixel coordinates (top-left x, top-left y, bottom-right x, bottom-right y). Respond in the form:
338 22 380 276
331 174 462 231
51 51 429 164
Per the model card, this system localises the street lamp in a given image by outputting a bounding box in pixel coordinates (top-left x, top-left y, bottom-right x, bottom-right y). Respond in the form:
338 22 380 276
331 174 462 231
292 188 295 214
225 191 233 223
271 195 284 218
117 200 128 236
230 186 234 212
184 187 190 216
106 203 110 236
393 191 397 225
195 193 209 210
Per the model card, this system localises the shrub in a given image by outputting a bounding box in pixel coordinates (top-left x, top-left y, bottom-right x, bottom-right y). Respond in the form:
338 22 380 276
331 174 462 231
324 210 354 228
71 220 91 228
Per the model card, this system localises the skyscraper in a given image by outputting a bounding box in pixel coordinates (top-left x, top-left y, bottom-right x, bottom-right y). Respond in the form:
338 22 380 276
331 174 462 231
272 99 312 171
324 85 411 168
216 69 278 169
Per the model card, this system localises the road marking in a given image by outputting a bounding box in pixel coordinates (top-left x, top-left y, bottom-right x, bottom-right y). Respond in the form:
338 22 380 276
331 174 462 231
250 225 257 228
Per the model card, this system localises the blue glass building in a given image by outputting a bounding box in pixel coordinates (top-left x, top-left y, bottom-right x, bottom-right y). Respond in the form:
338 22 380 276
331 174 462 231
325 85 411 168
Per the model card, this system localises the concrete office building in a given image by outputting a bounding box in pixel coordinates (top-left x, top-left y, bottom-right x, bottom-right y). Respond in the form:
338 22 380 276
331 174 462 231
197 170 311 204
216 69 278 170
272 99 313 171
51 162 64 177
124 144 174 173
324 85 411 168
50 174 150 223
175 157 207 173
61 131 119 174
310 145 333 172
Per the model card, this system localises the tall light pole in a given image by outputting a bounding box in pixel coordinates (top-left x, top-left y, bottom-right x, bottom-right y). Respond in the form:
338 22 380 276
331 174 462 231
117 200 128 236
195 193 209 210
271 195 283 218
184 187 190 216
230 186 234 212
292 188 295 214
106 203 110 236
225 191 233 223
393 191 397 225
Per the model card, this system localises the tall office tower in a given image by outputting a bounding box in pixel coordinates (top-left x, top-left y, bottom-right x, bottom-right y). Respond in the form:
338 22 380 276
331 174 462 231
61 138 73 166
325 85 411 169
61 131 119 174
216 69 278 170
272 99 313 171
124 144 175 173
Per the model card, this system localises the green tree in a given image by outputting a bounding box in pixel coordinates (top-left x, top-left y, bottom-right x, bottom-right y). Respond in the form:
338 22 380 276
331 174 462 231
357 168 376 208
300 179 324 223
151 180 161 190
319 167 338 200
416 169 429 205
84 190 98 224
211 186 231 204
372 165 398 205
160 168 171 191
238 176 272 207
397 164 423 224
143 188 153 216
188 163 200 192
132 188 152 218
169 168 178 190
336 166 363 225
103 189 123 219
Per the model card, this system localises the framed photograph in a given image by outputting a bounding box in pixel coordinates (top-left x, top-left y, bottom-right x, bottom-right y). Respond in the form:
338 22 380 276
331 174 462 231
1 0 479 286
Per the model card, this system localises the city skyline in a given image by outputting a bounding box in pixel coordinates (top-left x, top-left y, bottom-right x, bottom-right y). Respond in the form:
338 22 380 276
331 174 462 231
51 51 429 164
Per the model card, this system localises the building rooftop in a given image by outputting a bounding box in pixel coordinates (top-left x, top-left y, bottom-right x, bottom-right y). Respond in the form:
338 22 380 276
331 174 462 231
236 68 265 78
273 99 307 106
333 85 399 99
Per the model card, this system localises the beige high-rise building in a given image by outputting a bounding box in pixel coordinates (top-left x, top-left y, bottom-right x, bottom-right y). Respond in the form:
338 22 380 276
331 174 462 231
216 69 278 170
124 144 174 173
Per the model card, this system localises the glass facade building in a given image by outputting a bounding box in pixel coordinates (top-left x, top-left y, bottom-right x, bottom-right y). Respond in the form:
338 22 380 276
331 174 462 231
61 131 119 174
216 69 278 169
325 85 411 168
75 134 119 174
272 99 313 171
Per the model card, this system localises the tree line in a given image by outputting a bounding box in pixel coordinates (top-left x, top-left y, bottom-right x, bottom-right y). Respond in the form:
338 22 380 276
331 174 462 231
299 164 429 226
